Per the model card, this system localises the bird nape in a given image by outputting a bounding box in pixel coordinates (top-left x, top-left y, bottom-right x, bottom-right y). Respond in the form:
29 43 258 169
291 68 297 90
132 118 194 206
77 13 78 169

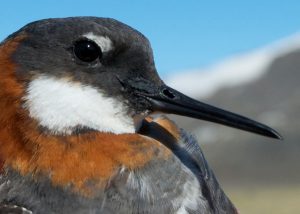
0 17 281 214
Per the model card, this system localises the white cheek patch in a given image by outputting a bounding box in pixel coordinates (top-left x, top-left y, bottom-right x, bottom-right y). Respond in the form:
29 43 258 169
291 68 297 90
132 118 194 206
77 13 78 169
23 76 135 135
83 32 113 53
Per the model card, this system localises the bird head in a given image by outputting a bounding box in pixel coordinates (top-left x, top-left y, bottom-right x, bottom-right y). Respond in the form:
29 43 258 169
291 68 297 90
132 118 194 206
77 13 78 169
3 17 281 139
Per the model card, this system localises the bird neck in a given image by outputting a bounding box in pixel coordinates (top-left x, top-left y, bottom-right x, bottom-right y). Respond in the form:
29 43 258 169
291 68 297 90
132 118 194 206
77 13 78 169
0 37 171 196
0 108 170 196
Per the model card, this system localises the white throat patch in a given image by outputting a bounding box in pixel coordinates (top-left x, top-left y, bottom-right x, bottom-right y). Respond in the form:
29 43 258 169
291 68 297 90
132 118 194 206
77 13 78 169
23 76 135 135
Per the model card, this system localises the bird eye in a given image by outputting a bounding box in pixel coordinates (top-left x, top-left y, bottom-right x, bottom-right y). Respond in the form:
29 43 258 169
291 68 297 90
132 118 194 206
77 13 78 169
73 40 102 62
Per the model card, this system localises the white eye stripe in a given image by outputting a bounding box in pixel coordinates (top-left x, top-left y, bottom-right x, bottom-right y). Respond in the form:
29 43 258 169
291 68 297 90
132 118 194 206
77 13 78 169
83 32 113 53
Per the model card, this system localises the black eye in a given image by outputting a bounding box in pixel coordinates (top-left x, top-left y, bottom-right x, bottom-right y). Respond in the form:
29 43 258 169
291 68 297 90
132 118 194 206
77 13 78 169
73 40 102 62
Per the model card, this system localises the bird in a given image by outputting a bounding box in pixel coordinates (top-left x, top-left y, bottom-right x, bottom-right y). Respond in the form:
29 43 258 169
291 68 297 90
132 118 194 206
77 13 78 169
0 17 281 214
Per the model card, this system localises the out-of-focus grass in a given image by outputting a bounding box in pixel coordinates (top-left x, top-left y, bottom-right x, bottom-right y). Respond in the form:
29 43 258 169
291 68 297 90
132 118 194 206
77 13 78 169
226 185 300 214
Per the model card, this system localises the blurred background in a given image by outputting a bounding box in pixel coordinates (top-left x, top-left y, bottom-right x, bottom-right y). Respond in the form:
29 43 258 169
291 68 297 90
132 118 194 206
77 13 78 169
1 1 299 213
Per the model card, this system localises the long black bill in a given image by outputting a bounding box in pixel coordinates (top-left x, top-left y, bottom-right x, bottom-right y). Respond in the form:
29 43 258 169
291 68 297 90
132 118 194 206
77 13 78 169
139 84 282 140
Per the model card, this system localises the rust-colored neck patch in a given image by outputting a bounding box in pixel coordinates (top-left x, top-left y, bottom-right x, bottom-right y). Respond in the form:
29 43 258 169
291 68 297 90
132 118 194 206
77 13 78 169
0 157 3 173
0 36 171 197
144 116 180 140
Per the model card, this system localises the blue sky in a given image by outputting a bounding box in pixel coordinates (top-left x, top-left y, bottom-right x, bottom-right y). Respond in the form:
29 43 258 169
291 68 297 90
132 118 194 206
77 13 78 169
0 1 299 76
